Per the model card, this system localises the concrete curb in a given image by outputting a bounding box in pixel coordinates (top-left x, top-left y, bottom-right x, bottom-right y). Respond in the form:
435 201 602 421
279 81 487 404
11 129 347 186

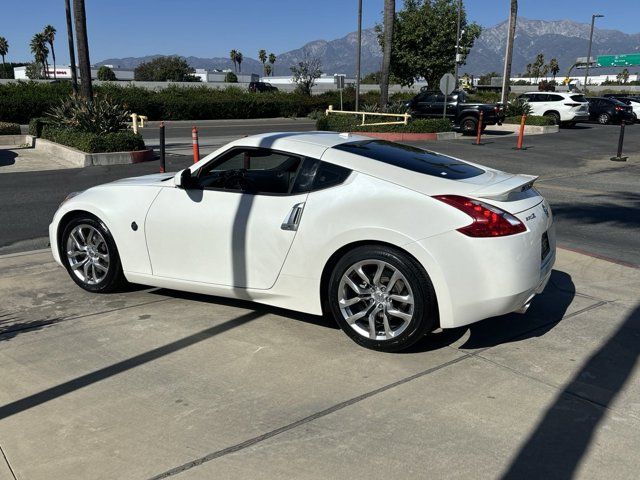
33 138 154 167
0 134 34 146
486 124 560 135
350 131 461 142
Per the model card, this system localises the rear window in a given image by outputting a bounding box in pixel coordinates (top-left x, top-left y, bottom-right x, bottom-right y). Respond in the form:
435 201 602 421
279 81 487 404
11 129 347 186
333 140 484 180
570 95 587 102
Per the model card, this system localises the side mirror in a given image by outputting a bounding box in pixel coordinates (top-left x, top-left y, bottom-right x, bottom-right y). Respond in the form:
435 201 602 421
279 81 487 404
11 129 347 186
174 168 197 189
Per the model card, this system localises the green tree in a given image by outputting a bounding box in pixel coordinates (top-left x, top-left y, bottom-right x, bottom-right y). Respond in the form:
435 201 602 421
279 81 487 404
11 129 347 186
229 49 238 72
225 71 238 83
264 64 272 77
549 58 560 80
43 25 57 79
26 61 45 79
134 56 198 81
97 65 116 81
531 53 545 83
382 0 481 87
268 53 276 76
617 68 630 84
479 71 500 85
258 49 267 76
73 0 93 99
0 37 8 78
236 52 243 73
290 56 322 95
29 33 49 78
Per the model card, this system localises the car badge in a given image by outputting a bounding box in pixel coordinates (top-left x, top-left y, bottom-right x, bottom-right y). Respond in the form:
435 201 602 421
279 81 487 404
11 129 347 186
542 203 549 217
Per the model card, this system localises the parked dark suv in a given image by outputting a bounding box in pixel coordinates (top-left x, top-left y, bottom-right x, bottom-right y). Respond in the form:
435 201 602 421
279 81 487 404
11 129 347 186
587 97 635 124
406 90 503 134
248 82 278 93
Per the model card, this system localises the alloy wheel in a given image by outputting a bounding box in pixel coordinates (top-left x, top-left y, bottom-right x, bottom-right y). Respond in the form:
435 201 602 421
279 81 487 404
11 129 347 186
337 260 414 341
66 224 110 285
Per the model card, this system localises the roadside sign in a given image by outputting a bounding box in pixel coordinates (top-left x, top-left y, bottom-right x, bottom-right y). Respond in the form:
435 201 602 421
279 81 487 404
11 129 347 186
597 54 640 68
334 74 345 89
439 73 455 95
439 73 455 119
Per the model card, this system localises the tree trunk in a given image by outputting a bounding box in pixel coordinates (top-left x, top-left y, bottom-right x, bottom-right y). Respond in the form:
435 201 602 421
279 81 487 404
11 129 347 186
73 0 92 100
500 0 518 106
51 42 57 79
65 0 78 94
379 0 395 107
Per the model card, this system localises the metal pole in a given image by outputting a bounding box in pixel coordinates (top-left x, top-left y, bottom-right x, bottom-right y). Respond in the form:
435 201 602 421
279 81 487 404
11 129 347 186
610 121 628 162
355 0 362 112
159 122 166 173
501 0 518 107
454 0 461 87
64 0 78 95
584 14 603 93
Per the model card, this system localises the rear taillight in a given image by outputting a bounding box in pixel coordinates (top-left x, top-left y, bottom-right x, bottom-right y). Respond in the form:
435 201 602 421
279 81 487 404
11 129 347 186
615 106 623 111
433 195 526 237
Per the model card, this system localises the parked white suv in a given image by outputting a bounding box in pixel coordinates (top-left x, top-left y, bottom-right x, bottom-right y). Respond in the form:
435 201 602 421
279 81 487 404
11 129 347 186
518 92 590 127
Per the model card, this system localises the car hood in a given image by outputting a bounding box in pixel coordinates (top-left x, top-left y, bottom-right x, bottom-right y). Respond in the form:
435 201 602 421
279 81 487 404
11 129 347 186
107 172 175 187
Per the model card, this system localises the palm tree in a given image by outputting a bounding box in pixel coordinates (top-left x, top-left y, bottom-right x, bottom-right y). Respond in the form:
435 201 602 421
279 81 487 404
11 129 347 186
379 0 395 107
264 64 272 77
236 52 243 73
73 0 93 99
500 0 518 105
30 33 49 78
229 49 238 72
268 53 276 76
65 0 78 93
43 25 57 79
258 49 267 76
0 37 8 77
549 58 560 81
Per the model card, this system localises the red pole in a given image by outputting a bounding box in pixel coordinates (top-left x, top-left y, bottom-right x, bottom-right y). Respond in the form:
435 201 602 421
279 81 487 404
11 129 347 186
516 114 526 150
192 126 200 163
475 110 484 145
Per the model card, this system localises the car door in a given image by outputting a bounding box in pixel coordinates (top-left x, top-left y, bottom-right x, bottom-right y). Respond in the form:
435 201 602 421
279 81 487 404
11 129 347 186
144 147 310 290
431 93 457 119
412 92 438 117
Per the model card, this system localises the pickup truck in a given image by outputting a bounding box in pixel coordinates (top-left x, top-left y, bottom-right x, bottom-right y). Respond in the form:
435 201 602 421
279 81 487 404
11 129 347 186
406 90 504 134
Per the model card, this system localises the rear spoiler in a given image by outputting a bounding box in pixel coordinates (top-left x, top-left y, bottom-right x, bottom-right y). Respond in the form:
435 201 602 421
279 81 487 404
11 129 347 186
473 174 538 202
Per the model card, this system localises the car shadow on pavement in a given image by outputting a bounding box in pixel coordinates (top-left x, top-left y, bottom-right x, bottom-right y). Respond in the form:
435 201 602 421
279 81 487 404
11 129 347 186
0 149 17 167
500 303 640 479
552 192 640 228
406 269 576 353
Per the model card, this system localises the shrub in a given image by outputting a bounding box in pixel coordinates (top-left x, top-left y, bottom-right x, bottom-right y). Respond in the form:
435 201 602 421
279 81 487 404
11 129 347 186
316 114 452 133
134 56 199 82
504 97 532 117
0 121 20 135
41 125 145 153
503 115 555 126
97 65 117 81
224 72 238 83
46 95 130 134
28 117 50 137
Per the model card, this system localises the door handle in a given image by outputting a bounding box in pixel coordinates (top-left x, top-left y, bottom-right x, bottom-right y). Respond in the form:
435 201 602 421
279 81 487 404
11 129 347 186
281 202 305 231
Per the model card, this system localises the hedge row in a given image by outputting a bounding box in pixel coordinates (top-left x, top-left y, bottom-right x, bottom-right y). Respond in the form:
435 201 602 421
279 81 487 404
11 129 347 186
503 115 556 126
0 82 407 123
0 122 20 135
41 125 146 153
316 114 452 133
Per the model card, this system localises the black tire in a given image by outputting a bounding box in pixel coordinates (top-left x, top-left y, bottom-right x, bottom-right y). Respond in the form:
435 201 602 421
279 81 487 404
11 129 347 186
563 121 576 128
459 116 478 135
327 245 438 352
598 113 611 125
61 215 126 293
544 111 560 125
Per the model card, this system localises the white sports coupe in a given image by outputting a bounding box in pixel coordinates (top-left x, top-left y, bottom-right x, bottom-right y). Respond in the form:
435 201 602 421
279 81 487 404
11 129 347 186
50 132 555 351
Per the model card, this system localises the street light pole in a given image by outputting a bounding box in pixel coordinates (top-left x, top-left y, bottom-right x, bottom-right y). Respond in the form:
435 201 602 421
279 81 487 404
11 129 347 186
355 0 362 112
584 14 603 93
454 0 461 88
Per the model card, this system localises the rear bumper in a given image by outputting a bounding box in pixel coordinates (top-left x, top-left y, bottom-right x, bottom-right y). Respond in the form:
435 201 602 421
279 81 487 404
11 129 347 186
406 201 556 329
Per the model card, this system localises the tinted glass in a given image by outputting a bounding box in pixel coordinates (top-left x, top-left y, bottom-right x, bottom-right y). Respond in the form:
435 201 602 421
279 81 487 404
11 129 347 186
548 94 564 101
570 95 587 102
333 140 484 180
291 159 352 193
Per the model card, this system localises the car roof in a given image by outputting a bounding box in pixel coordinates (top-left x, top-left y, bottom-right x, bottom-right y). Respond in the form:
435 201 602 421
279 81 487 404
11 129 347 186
234 131 371 149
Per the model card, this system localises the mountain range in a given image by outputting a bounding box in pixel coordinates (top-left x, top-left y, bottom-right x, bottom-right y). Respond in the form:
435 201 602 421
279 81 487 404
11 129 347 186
98 18 640 78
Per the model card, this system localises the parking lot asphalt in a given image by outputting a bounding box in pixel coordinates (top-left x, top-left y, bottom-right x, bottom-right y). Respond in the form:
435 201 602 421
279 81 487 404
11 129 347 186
0 245 638 479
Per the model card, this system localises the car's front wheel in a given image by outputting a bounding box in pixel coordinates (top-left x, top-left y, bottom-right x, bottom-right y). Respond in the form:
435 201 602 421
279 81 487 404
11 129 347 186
328 245 437 352
61 216 126 293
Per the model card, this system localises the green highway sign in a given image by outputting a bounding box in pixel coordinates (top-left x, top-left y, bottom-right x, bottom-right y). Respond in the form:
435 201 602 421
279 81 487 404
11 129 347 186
597 54 640 67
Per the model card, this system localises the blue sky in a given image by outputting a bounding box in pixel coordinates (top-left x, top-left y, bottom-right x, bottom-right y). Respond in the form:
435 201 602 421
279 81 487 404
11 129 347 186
2 0 638 64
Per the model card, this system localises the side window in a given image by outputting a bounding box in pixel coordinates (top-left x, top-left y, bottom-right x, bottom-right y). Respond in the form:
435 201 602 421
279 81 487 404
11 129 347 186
196 148 302 195
291 159 352 193
527 94 540 102
548 94 564 102
418 93 437 103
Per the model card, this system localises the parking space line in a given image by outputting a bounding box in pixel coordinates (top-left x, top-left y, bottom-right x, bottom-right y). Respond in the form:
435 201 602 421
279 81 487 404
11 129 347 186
147 353 473 479
0 443 17 480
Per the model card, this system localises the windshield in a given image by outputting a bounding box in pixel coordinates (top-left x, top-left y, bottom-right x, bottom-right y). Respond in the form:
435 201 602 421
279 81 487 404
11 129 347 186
333 140 484 180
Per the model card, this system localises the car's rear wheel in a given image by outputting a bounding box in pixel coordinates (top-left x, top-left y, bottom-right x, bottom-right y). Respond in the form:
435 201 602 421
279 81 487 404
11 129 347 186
328 246 437 352
459 116 478 135
598 113 611 125
544 111 560 125
61 216 126 293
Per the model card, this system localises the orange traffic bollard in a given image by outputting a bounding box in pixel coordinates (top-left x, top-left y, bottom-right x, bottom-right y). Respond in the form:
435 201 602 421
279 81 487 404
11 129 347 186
192 126 200 163
475 110 484 145
516 114 526 150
